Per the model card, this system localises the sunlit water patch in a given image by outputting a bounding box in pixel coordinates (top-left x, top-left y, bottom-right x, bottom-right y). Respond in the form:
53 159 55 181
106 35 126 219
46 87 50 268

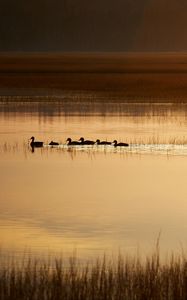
55 143 187 156
2 142 187 157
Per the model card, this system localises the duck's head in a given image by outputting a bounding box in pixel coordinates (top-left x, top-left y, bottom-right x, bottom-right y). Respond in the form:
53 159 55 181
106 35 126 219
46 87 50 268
112 140 117 145
30 136 35 141
95 139 100 144
66 138 71 143
79 137 84 142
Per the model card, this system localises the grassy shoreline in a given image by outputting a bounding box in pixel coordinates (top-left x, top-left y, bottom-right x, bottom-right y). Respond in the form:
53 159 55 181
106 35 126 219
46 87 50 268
1 92 187 103
1 53 187 100
1 251 187 299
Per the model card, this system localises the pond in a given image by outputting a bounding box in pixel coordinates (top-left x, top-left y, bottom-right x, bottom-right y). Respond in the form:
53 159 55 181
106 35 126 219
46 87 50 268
1 100 187 260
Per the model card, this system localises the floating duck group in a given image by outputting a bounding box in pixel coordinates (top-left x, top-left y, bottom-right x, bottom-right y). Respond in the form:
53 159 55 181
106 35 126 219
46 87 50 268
29 136 129 148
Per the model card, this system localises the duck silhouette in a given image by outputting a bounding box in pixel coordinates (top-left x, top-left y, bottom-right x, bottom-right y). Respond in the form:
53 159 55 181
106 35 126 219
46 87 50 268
30 136 43 148
112 140 129 147
66 138 80 145
49 141 59 146
95 139 111 145
79 137 95 145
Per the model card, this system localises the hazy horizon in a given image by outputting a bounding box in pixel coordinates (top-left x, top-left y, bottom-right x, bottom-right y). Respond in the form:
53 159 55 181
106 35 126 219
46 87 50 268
1 0 187 52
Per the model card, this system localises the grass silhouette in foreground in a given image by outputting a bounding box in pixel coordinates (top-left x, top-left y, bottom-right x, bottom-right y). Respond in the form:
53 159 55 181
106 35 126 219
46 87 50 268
1 248 187 300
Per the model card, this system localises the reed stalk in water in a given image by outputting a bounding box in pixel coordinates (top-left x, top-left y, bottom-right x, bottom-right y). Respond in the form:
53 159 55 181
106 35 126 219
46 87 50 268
1 249 187 300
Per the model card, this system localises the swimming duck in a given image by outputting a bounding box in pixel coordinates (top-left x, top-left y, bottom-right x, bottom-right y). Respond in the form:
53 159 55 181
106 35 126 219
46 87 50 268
112 140 129 147
95 139 111 145
79 137 95 145
66 138 80 145
30 136 43 148
49 141 59 146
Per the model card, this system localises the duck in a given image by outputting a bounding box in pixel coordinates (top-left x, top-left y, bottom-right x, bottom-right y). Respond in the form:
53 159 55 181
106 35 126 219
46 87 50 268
30 136 43 148
49 141 59 146
95 139 111 145
112 140 129 147
66 138 80 146
79 137 95 145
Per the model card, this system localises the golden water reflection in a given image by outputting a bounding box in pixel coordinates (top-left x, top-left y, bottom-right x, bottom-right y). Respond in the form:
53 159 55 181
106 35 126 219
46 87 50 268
1 102 187 259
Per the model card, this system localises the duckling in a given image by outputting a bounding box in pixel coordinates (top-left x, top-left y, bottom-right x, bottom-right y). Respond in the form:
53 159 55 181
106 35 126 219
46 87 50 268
30 136 43 148
49 141 59 146
66 138 80 145
95 139 111 145
112 140 129 147
79 137 95 145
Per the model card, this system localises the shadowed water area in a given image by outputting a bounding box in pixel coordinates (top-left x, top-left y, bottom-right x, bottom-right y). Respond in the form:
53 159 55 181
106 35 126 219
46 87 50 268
1 99 187 261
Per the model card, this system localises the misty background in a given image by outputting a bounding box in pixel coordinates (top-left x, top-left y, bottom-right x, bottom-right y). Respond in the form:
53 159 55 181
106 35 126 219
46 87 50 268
1 0 187 52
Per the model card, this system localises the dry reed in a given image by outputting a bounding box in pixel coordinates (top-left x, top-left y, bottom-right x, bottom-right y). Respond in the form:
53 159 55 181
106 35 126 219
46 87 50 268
1 249 187 300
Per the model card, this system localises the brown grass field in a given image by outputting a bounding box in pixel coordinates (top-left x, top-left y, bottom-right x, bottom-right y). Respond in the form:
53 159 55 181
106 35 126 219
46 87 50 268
1 52 187 101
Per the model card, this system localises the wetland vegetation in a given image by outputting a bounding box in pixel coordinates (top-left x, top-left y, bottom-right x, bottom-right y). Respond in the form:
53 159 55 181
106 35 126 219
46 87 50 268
2 53 187 101
1 249 187 300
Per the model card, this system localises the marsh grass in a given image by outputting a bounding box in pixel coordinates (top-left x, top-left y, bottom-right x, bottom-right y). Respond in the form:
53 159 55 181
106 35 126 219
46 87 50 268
1 249 187 300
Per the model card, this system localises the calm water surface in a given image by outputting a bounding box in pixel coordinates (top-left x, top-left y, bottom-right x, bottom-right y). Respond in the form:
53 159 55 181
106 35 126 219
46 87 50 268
1 100 187 260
